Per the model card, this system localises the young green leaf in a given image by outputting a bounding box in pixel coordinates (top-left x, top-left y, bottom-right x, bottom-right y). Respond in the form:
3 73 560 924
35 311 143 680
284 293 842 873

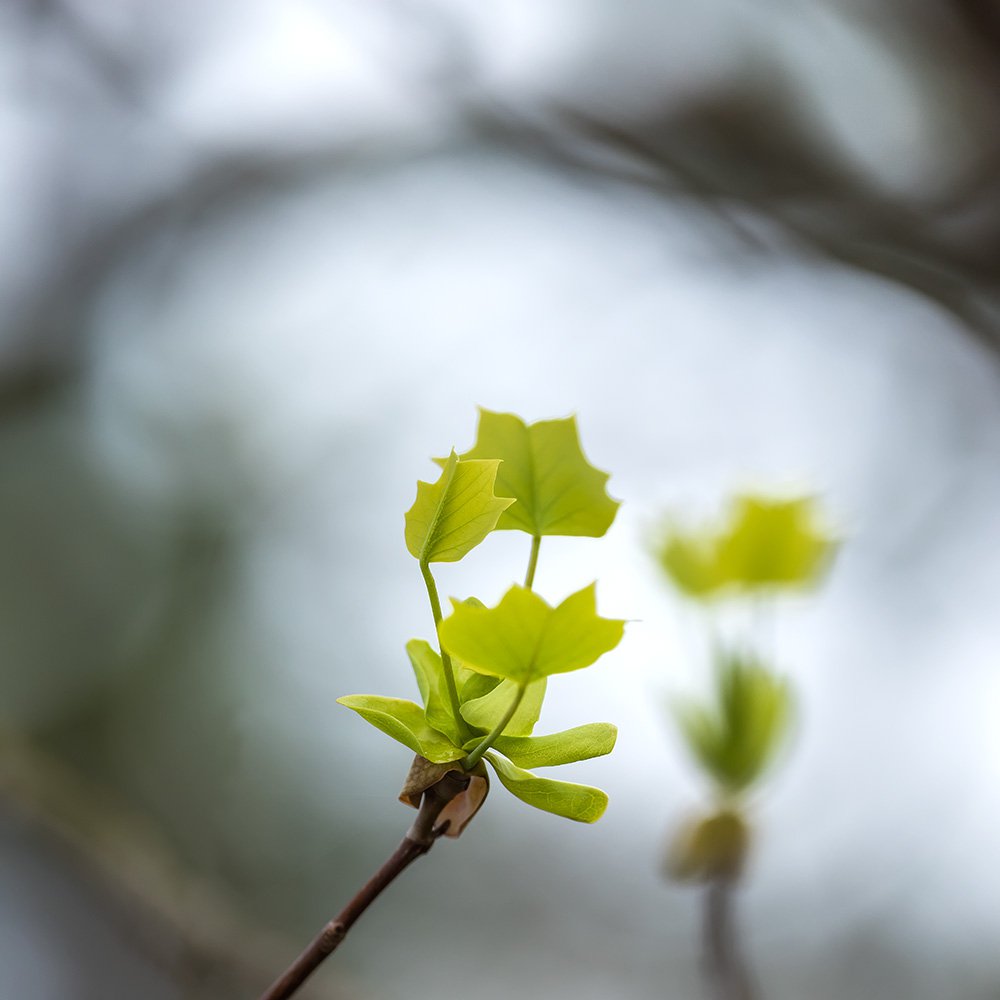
337 695 464 764
459 671 502 705
484 751 608 822
405 451 515 563
654 531 724 599
448 409 620 537
487 723 617 769
460 677 546 736
674 651 791 794
715 495 835 589
439 583 624 684
405 640 465 746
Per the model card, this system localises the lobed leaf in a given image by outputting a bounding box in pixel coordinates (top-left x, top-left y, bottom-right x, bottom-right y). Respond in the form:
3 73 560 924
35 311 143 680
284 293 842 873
487 722 617 769
405 451 515 563
337 695 464 764
484 752 608 823
439 583 624 684
715 495 835 589
447 409 620 537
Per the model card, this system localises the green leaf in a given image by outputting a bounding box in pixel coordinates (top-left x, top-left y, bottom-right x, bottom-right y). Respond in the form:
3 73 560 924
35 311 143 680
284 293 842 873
439 583 625 684
715 495 835 589
654 494 835 599
484 751 608 822
675 650 791 794
337 695 464 764
654 531 723 598
459 671 502 704
405 451 515 563
488 723 617 769
449 409 620 537
405 640 465 745
460 677 546 736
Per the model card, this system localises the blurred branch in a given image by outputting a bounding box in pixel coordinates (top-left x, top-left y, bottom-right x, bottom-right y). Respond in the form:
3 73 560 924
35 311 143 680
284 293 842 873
472 98 1000 354
0 734 353 1000
2 137 415 422
703 881 756 1000
29 0 148 109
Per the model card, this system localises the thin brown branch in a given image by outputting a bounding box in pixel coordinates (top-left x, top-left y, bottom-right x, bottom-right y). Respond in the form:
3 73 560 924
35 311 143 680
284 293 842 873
703 880 757 1000
258 770 470 1000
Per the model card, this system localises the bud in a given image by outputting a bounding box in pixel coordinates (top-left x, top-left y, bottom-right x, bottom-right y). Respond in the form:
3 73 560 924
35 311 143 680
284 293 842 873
399 756 489 838
666 809 750 883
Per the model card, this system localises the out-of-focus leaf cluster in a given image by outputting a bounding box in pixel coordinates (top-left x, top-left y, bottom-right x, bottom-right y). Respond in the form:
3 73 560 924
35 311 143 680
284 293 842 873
653 493 836 883
655 495 836 599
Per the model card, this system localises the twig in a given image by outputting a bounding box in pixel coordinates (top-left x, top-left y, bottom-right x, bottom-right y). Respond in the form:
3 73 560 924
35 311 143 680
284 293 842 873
702 880 757 1000
258 770 470 1000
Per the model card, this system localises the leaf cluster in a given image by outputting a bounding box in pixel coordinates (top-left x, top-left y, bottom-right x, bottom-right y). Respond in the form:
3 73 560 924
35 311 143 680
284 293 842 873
654 494 836 600
658 495 833 796
674 649 791 797
339 410 624 827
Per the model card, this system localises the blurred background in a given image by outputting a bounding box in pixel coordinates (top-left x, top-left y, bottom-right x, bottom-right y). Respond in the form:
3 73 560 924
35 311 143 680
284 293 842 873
2 1 1000 998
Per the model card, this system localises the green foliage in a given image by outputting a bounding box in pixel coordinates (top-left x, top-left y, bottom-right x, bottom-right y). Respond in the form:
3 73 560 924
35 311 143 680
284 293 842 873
340 410 624 827
484 751 609 823
674 650 791 796
717 495 835 588
460 677 546 737
405 450 514 563
439 583 625 684
488 723 617 769
446 409 620 537
405 640 467 746
656 532 723 598
654 493 835 599
336 695 466 764
655 490 834 892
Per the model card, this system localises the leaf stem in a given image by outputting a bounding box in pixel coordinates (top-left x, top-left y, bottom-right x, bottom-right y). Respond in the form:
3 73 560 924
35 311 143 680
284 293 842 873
462 682 527 770
524 534 541 590
257 771 469 1000
419 559 469 738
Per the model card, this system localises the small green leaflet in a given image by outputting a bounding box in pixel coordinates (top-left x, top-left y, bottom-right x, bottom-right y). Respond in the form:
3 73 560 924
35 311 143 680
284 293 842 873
655 493 835 598
445 409 620 537
486 723 617 769
405 640 466 746
439 583 625 684
336 695 465 764
407 638 545 741
405 451 515 563
674 650 791 794
484 751 608 823
460 677 546 737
